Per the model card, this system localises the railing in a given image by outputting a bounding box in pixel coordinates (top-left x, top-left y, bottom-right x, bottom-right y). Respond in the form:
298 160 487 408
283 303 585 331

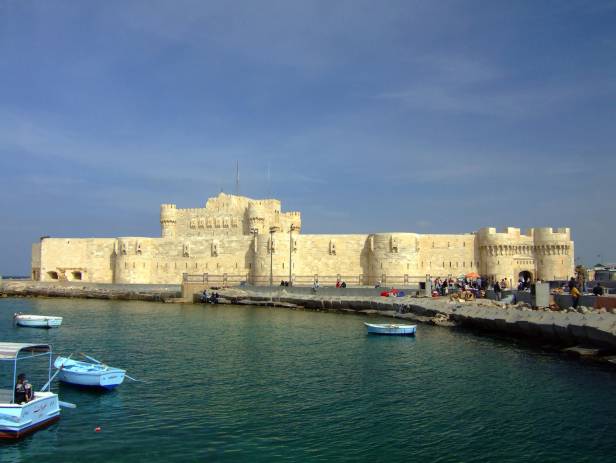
182 273 430 287
182 273 249 286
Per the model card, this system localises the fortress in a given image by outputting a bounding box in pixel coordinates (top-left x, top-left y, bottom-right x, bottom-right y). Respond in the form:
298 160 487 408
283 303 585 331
31 193 574 286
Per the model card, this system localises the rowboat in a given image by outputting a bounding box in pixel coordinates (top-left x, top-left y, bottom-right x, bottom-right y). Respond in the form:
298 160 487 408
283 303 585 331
54 356 126 390
364 322 417 336
0 343 62 440
14 314 63 328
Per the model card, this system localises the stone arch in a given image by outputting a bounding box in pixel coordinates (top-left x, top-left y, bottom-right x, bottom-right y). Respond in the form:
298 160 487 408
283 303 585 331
518 270 533 284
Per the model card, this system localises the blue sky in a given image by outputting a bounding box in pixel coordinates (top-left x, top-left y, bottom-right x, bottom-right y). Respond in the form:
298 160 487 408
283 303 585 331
1 0 615 274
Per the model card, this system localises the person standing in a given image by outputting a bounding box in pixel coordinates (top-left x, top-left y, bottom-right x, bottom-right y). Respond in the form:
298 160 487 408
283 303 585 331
493 281 502 301
571 285 581 309
592 283 604 296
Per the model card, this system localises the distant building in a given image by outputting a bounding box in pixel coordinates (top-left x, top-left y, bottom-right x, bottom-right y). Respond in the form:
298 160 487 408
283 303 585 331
31 192 575 286
593 263 616 282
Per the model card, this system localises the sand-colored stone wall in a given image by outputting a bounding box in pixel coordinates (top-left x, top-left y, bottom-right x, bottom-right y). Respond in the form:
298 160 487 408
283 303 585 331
37 238 115 282
416 234 478 279
33 193 574 285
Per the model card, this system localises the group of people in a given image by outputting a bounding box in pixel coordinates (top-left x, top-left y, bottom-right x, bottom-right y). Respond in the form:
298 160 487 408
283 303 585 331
517 276 532 291
433 277 486 297
335 280 347 288
199 289 220 304
14 373 33 404
567 277 605 309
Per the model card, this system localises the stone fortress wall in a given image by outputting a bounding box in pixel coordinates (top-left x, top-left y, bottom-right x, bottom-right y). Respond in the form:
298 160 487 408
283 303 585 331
31 193 574 285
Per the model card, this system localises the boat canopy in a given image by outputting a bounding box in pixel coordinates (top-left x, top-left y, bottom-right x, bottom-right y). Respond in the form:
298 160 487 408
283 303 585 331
0 343 51 362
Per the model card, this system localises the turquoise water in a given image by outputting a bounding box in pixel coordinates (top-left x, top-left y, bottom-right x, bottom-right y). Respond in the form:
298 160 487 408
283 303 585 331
1 297 615 462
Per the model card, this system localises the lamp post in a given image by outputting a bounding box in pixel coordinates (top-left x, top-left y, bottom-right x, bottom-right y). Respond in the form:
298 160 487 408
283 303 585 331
289 225 295 286
269 226 275 287
250 228 258 284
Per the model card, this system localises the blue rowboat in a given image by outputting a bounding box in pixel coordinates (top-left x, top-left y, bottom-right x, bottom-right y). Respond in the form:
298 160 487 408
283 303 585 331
54 357 126 390
364 322 416 336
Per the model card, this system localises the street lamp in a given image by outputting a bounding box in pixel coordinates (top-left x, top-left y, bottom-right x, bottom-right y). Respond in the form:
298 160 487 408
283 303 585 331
289 225 296 286
250 227 258 284
269 226 275 287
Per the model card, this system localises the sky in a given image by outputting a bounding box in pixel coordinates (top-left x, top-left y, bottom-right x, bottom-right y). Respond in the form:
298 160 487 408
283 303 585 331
1 0 615 275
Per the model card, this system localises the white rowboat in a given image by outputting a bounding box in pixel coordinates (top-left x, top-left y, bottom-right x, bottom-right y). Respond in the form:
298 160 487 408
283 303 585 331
364 322 417 336
54 357 126 390
14 314 62 328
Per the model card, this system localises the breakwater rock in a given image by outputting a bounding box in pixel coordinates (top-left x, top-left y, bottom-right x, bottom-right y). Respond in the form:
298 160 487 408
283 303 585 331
0 280 181 302
218 288 616 351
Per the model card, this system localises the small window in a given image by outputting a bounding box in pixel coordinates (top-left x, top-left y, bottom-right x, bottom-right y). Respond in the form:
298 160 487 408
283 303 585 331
48 271 59 280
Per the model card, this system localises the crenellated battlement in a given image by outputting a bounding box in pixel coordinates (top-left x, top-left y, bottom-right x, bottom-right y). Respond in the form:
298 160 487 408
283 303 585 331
532 227 571 240
34 193 575 285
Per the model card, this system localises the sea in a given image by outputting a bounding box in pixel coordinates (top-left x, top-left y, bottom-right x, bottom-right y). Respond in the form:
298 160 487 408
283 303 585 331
1 297 615 462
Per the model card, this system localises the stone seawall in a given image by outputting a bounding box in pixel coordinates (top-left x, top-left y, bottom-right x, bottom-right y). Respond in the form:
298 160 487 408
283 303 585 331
0 280 181 302
4 280 616 356
217 288 616 351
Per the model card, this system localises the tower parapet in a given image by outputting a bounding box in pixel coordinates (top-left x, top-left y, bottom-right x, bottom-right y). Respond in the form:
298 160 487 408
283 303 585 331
282 211 302 233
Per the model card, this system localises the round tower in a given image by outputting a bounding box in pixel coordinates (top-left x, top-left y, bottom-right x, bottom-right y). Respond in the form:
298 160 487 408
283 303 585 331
477 228 517 283
251 226 290 285
533 228 573 281
113 237 152 284
368 233 419 285
160 204 177 239
247 202 266 235
286 211 302 233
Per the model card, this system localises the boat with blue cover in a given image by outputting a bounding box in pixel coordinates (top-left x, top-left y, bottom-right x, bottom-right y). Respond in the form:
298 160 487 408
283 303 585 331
364 322 417 336
54 356 126 390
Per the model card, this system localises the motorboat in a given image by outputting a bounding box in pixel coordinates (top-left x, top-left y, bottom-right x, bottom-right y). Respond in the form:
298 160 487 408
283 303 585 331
14 313 63 328
54 356 126 390
364 322 417 336
0 343 61 439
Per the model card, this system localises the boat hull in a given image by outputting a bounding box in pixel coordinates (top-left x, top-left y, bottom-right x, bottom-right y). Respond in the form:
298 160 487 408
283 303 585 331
55 357 125 390
0 393 61 440
364 322 417 336
57 370 125 389
14 316 63 328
